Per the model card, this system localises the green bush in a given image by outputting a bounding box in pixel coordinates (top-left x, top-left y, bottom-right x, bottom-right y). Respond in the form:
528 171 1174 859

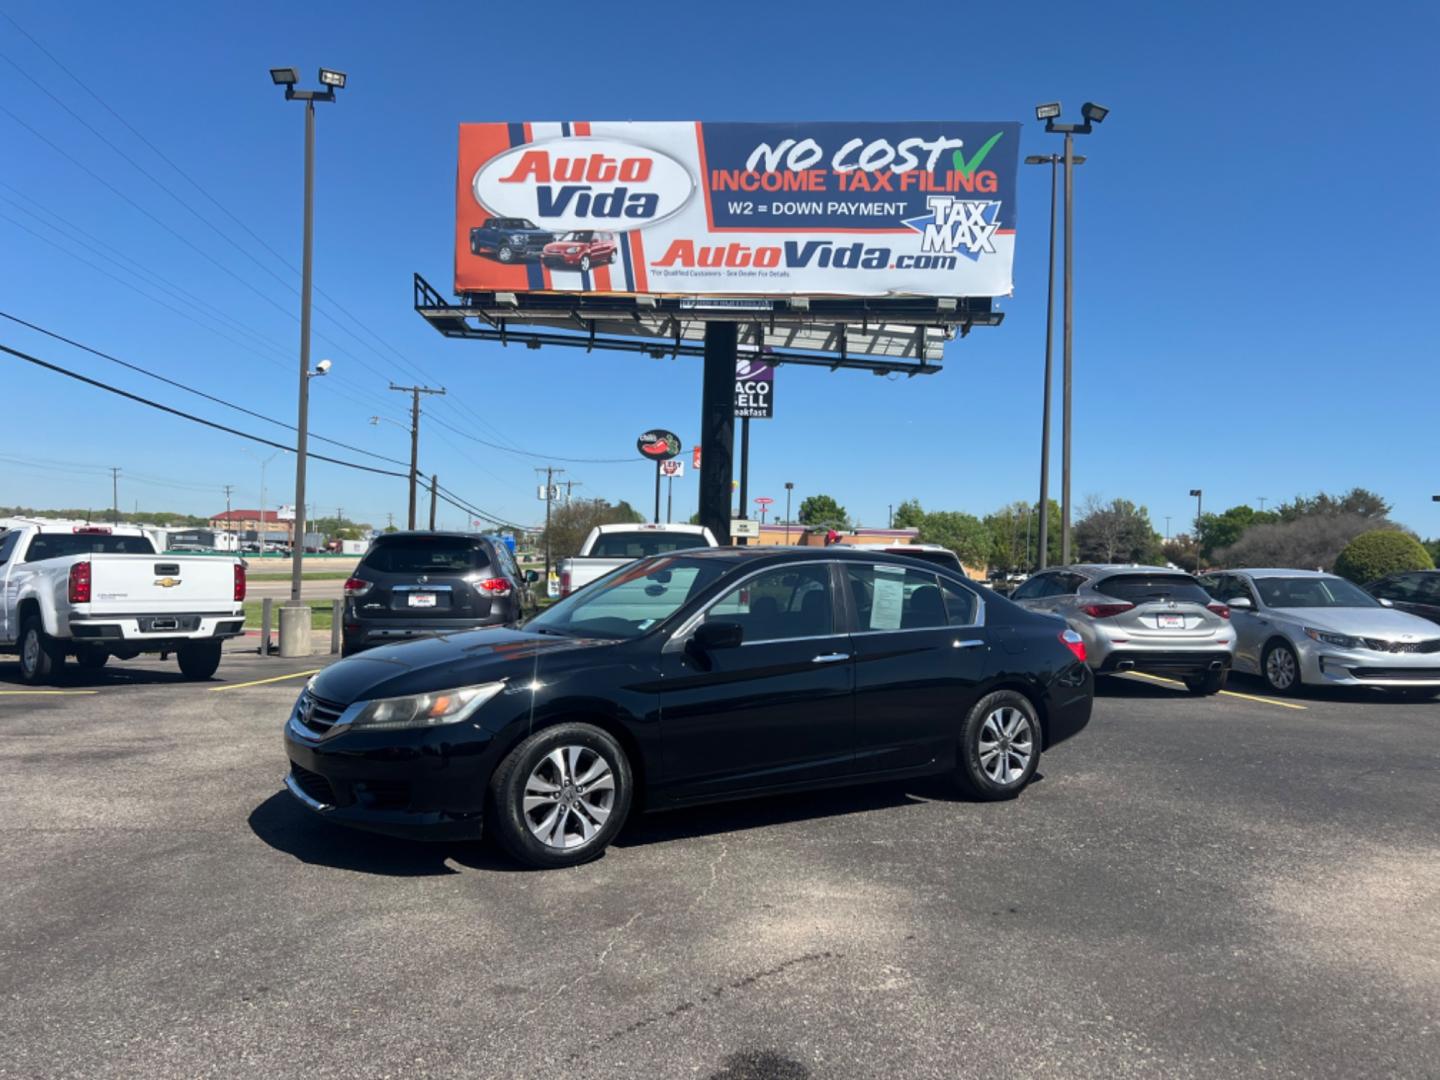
1333 530 1434 584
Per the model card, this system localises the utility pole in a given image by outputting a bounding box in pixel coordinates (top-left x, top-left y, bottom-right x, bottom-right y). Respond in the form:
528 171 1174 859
386 511 394 531
388 383 446 529
110 467 121 526
536 466 564 582
1258 497 1268 512
888 504 894 529
429 475 438 530
1165 515 1172 541
223 484 233 549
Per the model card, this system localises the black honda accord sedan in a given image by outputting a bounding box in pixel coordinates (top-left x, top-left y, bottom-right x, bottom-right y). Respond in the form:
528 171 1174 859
283 547 1093 868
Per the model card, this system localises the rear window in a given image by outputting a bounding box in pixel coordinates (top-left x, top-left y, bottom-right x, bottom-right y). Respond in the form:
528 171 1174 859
24 533 156 561
588 532 711 559
1094 573 1212 605
362 537 486 574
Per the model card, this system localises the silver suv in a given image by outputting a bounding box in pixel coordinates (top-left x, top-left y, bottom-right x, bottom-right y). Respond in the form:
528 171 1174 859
1010 565 1236 694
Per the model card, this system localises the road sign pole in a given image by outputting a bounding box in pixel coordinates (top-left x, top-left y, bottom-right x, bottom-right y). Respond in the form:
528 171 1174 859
666 475 673 523
699 323 737 544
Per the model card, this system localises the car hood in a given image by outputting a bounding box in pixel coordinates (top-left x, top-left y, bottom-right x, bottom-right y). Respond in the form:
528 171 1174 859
309 628 615 705
1271 607 1440 639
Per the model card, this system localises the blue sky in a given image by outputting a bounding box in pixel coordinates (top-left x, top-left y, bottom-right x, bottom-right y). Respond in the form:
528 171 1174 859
2 0 1436 537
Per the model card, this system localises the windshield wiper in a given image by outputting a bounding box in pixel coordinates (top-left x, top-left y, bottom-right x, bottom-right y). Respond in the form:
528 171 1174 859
530 626 572 637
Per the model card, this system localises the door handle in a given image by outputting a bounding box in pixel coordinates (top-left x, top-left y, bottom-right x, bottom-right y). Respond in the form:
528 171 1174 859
811 652 850 664
953 639 985 649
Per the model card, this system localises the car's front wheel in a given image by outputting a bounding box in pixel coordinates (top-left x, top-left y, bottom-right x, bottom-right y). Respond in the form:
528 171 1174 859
489 723 633 868
497 245 515 263
579 254 591 273
1263 640 1302 694
955 690 1040 801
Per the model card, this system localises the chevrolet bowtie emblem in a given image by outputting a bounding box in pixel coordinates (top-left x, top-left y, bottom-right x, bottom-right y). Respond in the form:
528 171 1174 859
154 577 181 588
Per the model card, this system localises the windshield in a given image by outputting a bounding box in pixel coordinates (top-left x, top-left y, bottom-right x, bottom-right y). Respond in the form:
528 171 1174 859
559 231 595 242
24 533 156 561
1254 576 1380 609
526 555 728 639
588 531 712 559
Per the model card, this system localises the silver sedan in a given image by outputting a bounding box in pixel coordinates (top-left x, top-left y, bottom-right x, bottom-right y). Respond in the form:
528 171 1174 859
1199 569 1440 698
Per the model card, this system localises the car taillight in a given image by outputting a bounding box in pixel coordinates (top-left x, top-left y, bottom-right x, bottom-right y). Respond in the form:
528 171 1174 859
1061 629 1087 663
234 563 246 602
559 570 571 597
68 561 92 603
1207 603 1231 620
1081 602 1134 619
478 577 512 595
343 577 372 597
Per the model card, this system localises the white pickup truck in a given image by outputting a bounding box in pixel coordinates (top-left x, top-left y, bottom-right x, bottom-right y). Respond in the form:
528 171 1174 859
557 523 719 598
0 521 247 684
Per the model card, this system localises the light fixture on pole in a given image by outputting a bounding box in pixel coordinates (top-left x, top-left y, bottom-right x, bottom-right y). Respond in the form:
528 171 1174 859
1036 100 1109 566
1190 488 1204 574
270 64 345 656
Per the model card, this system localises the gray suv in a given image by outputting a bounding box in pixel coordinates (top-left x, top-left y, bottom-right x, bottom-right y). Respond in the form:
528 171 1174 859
1010 565 1235 694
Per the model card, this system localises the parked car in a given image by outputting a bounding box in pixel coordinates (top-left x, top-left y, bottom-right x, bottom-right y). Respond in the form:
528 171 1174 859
469 217 554 263
283 546 1094 867
1363 570 1440 626
873 543 965 574
541 230 619 272
557 522 718 597
1010 564 1235 694
340 531 538 657
0 521 245 684
1199 569 1440 697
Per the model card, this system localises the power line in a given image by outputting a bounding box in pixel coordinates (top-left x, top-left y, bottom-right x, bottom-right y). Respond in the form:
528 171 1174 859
425 411 639 465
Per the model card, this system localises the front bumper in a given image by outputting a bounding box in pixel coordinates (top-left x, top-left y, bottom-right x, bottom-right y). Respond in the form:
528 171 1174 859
1300 642 1440 687
282 710 495 840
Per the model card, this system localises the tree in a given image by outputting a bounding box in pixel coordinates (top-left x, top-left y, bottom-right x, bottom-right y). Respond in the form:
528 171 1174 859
983 501 1039 573
1426 539 1440 565
918 511 991 569
1163 533 1200 571
798 494 849 530
542 498 645 561
1275 487 1391 523
1333 530 1434 584
892 499 925 530
1196 504 1278 561
1217 514 1396 572
1073 497 1161 564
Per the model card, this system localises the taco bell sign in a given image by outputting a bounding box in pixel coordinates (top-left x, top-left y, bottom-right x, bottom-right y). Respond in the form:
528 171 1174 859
735 358 774 419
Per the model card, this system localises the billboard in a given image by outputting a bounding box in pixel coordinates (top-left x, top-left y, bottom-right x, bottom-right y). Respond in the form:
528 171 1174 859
455 121 1020 299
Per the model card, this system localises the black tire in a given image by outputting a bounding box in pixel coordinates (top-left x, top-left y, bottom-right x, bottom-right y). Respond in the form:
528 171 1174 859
579 254 591 273
1262 640 1303 695
1390 687 1438 702
1183 669 1228 696
497 245 515 263
488 722 633 869
18 615 63 686
75 647 109 671
954 690 1041 801
176 640 223 681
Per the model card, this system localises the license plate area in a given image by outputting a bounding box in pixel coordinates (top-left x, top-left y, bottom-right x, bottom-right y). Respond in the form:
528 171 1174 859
408 593 438 608
1157 613 1185 629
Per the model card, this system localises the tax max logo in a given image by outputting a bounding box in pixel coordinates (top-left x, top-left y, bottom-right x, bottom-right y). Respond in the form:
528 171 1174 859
904 198 1002 260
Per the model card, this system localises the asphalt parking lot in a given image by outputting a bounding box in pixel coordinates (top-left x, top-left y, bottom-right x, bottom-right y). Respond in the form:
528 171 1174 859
1 651 1436 1080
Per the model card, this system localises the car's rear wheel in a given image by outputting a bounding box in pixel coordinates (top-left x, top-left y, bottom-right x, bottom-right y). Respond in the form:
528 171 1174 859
489 723 632 869
954 690 1040 801
1183 669 1227 696
75 647 109 671
1263 640 1302 694
497 245 515 263
177 640 222 680
18 616 62 685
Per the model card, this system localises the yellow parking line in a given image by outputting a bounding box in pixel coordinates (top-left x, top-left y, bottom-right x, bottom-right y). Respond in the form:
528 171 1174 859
0 689 100 696
210 669 320 692
1123 670 1307 710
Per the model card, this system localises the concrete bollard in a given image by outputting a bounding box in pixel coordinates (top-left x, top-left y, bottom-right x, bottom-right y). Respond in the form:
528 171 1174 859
261 598 273 656
278 603 313 658
330 599 341 655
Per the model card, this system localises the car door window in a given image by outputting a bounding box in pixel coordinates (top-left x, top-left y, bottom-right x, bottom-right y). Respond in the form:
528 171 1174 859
845 564 946 632
706 563 833 641
1415 577 1440 604
0 532 18 565
1373 574 1420 602
940 577 980 626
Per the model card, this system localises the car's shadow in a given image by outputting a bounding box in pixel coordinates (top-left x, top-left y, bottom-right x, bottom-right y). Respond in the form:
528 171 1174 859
0 660 200 689
247 773 1009 876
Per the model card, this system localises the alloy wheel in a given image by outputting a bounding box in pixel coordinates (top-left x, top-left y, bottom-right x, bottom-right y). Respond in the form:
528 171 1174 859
21 630 39 678
978 707 1033 786
1266 646 1297 690
522 745 616 850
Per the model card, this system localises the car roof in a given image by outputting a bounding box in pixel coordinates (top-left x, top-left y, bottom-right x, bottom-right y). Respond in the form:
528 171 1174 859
1227 568 1333 578
1064 564 1191 577
372 530 490 543
592 523 709 534
672 545 976 573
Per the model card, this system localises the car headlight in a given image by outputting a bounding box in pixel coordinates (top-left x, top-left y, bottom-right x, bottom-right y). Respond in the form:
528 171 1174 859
347 681 506 730
1304 627 1358 649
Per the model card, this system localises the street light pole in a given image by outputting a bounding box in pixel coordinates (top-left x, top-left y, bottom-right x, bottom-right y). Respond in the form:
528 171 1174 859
1190 488 1204 574
784 482 794 545
271 65 344 656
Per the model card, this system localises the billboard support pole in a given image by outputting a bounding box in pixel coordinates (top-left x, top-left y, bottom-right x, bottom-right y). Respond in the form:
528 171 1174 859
738 417 751 546
666 475 673 524
699 323 737 546
653 461 661 524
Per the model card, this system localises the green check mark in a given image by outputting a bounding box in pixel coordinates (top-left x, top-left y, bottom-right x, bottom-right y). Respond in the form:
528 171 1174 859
951 131 1004 177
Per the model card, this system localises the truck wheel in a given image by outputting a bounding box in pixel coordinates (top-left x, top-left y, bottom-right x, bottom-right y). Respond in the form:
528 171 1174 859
497 245 515 263
75 647 109 671
18 616 63 685
177 641 223 680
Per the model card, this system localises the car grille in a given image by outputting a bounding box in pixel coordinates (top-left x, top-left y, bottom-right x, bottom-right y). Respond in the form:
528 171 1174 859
1349 667 1440 681
356 780 410 811
289 763 335 805
295 691 346 736
1359 638 1440 654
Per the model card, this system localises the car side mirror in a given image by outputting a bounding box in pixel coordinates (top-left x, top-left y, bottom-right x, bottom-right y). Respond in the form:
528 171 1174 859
524 569 540 583
1227 596 1253 610
692 620 743 651
1378 597 1394 608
